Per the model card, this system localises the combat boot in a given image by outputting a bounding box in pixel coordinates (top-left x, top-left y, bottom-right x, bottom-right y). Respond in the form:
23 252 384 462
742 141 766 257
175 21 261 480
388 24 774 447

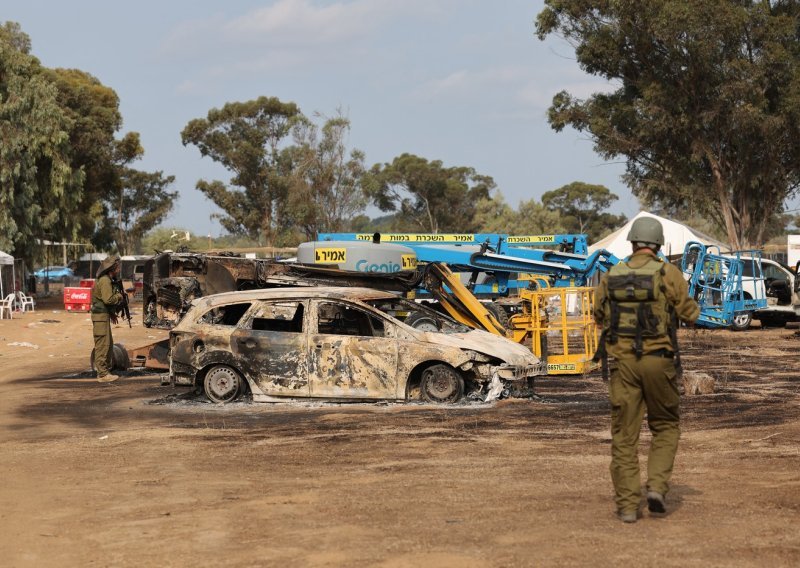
647 491 666 515
617 510 638 524
97 373 120 383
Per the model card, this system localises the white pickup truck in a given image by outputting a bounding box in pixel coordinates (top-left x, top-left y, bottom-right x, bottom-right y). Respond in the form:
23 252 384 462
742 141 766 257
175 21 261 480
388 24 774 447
742 258 798 328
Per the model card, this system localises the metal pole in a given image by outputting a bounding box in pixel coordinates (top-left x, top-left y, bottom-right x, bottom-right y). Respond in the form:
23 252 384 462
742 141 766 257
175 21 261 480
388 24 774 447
44 243 50 295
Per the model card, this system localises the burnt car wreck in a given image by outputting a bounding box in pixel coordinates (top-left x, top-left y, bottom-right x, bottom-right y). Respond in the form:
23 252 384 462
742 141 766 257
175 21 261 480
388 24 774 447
143 251 419 329
168 287 546 404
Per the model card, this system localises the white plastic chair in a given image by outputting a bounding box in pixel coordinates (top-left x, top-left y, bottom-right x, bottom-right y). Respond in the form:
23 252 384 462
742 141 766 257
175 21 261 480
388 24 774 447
16 291 35 312
0 293 15 319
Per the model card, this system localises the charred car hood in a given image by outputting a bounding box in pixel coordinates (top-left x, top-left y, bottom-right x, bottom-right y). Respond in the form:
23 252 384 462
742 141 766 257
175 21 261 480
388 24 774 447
420 328 540 366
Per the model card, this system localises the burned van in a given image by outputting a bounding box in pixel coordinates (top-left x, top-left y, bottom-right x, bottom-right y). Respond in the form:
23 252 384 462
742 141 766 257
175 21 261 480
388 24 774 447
143 252 262 329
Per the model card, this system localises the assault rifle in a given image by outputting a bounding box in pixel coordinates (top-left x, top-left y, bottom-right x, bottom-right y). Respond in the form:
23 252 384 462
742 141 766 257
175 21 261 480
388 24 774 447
112 277 133 328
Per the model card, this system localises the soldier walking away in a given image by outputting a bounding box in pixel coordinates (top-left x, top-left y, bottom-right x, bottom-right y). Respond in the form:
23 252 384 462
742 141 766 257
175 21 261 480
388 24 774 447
593 217 700 523
91 255 123 382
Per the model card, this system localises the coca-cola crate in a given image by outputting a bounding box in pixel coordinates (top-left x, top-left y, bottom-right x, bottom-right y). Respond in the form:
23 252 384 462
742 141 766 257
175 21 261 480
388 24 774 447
79 278 95 288
64 287 92 312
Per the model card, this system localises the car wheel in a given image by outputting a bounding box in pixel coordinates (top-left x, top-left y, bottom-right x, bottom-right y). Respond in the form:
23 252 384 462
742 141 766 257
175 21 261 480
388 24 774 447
203 365 244 404
731 312 752 331
90 343 130 373
419 364 464 403
404 311 440 332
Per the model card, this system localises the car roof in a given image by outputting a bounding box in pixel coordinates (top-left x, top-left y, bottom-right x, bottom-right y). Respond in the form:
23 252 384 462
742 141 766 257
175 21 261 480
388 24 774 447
193 286 398 310
761 257 793 271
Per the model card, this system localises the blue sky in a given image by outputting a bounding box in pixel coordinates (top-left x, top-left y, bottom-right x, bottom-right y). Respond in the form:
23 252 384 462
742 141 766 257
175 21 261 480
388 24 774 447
7 0 634 238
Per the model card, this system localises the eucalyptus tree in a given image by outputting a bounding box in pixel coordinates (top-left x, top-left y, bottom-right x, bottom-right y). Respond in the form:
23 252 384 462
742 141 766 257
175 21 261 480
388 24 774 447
537 0 800 248
0 23 80 259
363 153 495 233
116 169 177 255
541 182 626 241
181 97 302 246
474 193 567 234
285 111 367 240
46 67 144 250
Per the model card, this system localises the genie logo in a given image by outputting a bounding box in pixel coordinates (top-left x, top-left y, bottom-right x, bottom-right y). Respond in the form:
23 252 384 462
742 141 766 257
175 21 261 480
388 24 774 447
355 259 401 273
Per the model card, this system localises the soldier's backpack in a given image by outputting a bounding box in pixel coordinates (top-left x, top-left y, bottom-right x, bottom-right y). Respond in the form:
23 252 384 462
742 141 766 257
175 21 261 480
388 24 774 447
602 258 672 358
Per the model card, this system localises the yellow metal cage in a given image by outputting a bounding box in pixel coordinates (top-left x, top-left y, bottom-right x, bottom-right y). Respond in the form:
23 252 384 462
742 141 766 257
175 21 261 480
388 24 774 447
511 287 599 375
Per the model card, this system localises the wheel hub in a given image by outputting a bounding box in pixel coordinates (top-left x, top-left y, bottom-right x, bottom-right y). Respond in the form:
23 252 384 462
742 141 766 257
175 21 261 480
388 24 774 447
422 366 460 402
207 368 239 401
429 375 456 398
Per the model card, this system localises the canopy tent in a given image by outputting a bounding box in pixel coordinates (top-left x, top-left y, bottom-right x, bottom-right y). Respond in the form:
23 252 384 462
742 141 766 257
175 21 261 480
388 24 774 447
0 250 15 299
589 211 728 259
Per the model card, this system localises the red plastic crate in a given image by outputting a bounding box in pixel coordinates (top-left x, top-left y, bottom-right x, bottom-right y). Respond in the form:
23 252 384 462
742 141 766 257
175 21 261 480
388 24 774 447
64 287 92 312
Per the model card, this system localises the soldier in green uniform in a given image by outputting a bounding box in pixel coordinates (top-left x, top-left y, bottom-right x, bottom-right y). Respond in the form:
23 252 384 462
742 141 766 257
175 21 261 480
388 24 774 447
593 217 700 523
91 255 123 382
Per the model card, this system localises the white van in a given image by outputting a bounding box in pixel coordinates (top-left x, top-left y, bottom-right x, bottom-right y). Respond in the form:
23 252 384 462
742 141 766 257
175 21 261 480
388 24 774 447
741 258 797 328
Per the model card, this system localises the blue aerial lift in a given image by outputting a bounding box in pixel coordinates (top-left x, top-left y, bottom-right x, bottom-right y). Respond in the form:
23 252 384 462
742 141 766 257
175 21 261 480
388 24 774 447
317 232 619 294
680 241 767 330
317 232 614 374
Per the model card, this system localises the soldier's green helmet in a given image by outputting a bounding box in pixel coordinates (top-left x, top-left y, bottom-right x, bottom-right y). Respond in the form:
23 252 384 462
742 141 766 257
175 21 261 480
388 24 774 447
626 216 664 246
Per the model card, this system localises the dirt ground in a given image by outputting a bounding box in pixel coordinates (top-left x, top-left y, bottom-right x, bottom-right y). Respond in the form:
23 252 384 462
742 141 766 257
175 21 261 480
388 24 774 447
1 291 799 567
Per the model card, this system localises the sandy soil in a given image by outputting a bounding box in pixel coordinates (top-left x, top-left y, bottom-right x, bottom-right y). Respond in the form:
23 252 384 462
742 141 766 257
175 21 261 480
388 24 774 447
1 292 799 567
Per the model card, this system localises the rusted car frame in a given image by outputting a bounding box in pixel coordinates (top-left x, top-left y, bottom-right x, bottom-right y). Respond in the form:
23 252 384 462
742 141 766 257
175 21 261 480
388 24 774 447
169 287 545 404
143 252 419 329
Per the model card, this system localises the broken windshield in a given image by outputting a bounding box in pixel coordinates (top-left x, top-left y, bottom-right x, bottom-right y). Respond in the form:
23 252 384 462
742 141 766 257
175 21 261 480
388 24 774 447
365 297 471 334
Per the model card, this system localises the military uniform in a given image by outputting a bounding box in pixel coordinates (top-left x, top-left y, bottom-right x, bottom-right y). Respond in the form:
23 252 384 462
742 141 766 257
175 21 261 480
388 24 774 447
91 257 123 381
594 247 700 519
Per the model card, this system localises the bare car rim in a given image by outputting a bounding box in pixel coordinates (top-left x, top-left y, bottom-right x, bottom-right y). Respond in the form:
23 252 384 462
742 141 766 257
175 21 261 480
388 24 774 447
420 364 464 403
204 365 242 403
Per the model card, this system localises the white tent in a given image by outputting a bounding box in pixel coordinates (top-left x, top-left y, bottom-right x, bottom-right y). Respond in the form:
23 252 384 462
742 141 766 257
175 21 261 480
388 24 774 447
589 211 728 259
0 250 15 299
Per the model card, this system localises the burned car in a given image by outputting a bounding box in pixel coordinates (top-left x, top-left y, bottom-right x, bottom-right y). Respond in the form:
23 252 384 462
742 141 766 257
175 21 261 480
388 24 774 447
143 250 418 329
169 287 545 404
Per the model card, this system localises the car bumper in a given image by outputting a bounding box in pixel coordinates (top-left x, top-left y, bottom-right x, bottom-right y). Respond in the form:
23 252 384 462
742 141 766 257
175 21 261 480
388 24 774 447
495 362 548 380
168 360 197 387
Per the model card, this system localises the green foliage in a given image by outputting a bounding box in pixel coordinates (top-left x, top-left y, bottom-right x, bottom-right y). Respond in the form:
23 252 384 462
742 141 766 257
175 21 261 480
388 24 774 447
541 182 626 241
474 193 567 234
45 67 144 250
348 214 397 234
0 21 173 267
140 227 288 255
472 193 518 233
181 97 303 245
211 233 263 250
0 23 82 260
116 170 177 255
285 111 367 240
363 153 495 233
536 1 800 248
140 227 193 254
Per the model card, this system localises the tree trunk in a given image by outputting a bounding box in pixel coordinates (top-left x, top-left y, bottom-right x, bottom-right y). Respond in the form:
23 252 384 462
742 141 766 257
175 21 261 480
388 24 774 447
707 151 742 250
261 206 273 249
421 195 436 233
118 187 124 255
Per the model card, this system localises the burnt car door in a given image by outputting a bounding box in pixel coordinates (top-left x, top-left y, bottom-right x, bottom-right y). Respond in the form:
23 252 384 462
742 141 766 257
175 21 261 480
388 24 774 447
231 300 309 396
308 300 399 399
